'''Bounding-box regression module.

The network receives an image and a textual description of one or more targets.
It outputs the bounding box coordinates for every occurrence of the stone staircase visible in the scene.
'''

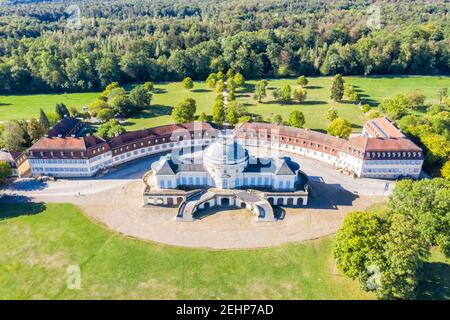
[176,188,276,222]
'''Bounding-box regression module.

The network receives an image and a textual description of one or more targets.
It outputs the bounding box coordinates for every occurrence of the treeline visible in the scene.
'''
[0,0,448,93]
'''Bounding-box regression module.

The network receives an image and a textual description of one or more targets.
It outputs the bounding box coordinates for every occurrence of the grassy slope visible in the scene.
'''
[0,76,449,132]
[0,202,374,300]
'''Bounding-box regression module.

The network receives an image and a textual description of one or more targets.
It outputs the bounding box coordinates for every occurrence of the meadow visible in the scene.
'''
[0,76,449,132]
[0,202,448,300]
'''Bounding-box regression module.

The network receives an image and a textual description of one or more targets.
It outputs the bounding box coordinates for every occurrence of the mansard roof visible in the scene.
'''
[46,117,82,138]
[236,122,346,150]
[107,122,216,149]
[364,117,405,138]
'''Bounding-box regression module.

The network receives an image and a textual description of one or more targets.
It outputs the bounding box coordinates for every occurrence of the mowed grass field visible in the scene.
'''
[0,76,449,132]
[0,202,448,300]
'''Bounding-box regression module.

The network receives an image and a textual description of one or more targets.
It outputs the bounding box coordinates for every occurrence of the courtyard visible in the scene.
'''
[2,150,392,249]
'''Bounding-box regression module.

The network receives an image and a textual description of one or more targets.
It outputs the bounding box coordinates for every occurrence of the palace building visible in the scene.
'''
[4,116,423,181]
[144,130,309,222]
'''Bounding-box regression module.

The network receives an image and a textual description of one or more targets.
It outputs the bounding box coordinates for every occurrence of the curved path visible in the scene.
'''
[1,150,391,249]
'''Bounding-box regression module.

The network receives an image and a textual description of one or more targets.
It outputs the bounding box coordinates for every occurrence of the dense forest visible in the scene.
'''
[0,0,449,93]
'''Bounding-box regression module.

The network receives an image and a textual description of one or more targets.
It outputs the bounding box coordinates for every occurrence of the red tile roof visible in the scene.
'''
[236,122,347,150]
[30,137,87,151]
[46,117,82,138]
[364,117,404,138]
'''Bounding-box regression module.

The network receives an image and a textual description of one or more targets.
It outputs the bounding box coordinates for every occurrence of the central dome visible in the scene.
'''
[204,130,248,165]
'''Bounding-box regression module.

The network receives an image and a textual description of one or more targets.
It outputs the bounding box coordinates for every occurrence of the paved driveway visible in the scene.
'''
[1,149,394,199]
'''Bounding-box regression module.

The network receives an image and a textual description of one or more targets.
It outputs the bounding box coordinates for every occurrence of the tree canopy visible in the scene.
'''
[172,98,197,123]
[0,1,446,94]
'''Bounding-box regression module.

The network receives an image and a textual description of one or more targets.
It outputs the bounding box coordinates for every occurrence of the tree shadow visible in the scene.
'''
[417,262,450,300]
[0,102,12,107]
[0,200,46,221]
[301,100,328,105]
[191,89,211,93]
[304,86,323,90]
[131,105,173,119]
[3,179,48,192]
[242,83,256,92]
[351,123,363,129]
[152,88,167,94]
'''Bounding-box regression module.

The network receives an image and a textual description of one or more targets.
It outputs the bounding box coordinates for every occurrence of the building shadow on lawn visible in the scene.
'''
[417,262,450,300]
[0,198,46,220]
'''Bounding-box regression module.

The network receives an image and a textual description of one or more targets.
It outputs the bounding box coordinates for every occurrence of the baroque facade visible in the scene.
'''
[5,116,423,181]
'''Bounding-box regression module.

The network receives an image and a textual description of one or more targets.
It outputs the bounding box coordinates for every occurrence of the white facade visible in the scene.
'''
[29,158,90,177]
[150,131,299,191]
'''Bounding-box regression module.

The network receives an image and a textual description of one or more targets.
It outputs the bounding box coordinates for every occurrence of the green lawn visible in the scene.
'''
[0,202,448,300]
[0,76,449,132]
[0,91,100,121]
[239,76,450,131]
[0,202,374,300]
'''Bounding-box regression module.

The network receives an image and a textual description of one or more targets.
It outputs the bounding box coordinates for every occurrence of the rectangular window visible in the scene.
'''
[159,180,165,188]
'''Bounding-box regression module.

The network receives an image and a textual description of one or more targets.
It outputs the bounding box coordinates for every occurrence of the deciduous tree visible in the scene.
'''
[288,110,305,128]
[182,77,194,90]
[292,87,307,103]
[172,98,197,123]
[327,117,352,138]
[296,75,308,87]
